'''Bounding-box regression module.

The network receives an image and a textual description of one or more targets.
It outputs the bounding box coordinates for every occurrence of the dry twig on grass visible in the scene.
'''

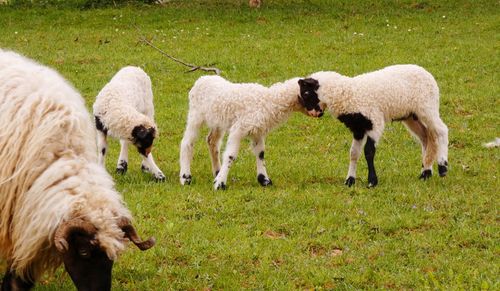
[135,25,221,75]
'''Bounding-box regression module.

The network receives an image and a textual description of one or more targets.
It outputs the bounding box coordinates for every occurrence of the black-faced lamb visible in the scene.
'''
[179,75,324,190]
[300,65,449,187]
[0,49,155,291]
[93,66,165,181]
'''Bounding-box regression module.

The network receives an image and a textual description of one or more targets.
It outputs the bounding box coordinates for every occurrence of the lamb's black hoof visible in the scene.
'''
[116,160,128,174]
[367,176,378,188]
[438,162,448,177]
[345,176,355,187]
[154,173,166,182]
[214,182,226,190]
[181,174,192,185]
[419,169,432,180]
[257,174,273,186]
[141,164,150,173]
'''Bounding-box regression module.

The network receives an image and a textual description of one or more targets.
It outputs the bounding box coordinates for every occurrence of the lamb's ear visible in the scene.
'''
[298,79,306,87]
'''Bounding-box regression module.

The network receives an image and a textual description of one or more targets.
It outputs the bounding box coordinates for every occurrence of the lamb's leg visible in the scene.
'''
[213,129,243,190]
[2,268,34,291]
[141,153,165,182]
[96,129,108,167]
[403,118,429,177]
[116,139,129,174]
[345,137,366,187]
[364,135,378,187]
[179,116,202,185]
[432,117,449,177]
[251,136,272,186]
[206,128,224,178]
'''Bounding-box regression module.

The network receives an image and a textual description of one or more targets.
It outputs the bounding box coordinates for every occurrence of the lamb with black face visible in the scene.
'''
[298,78,324,118]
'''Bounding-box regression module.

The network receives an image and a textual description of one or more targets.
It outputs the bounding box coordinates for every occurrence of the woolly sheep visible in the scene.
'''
[93,66,165,181]
[0,49,155,291]
[179,75,324,190]
[300,64,449,187]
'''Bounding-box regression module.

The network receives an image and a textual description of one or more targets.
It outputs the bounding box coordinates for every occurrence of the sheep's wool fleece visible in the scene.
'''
[188,75,302,137]
[311,65,439,126]
[0,49,131,280]
[93,66,156,139]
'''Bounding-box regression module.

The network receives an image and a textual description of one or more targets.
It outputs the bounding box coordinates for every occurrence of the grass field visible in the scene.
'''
[0,0,498,289]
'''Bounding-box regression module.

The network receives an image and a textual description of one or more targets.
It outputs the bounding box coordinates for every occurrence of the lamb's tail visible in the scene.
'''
[483,137,500,148]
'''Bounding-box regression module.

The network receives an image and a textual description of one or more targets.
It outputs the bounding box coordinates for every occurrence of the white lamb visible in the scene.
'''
[0,49,154,290]
[93,66,165,181]
[179,75,324,190]
[299,65,449,187]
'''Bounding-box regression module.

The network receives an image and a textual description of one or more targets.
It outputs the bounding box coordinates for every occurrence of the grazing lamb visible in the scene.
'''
[179,75,324,190]
[300,65,449,187]
[93,66,165,181]
[0,49,155,291]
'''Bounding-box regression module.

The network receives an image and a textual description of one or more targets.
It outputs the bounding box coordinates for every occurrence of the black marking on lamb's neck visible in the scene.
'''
[95,115,108,135]
[337,113,373,140]
[132,125,155,156]
[259,151,264,160]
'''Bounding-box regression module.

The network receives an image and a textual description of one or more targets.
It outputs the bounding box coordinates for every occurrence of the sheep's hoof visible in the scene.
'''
[154,173,166,182]
[419,169,432,180]
[345,176,355,187]
[367,175,378,188]
[116,160,128,174]
[181,174,192,185]
[141,164,150,173]
[214,181,226,190]
[257,174,273,186]
[438,163,448,177]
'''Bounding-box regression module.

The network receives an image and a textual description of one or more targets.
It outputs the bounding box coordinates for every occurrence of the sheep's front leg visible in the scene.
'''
[96,128,108,167]
[251,136,272,186]
[2,268,34,291]
[116,139,129,174]
[213,130,243,190]
[141,153,166,182]
[207,128,224,177]
[364,135,378,187]
[345,137,365,186]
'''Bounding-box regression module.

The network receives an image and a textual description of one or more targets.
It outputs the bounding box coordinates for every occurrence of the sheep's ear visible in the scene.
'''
[298,79,305,87]
[54,218,97,253]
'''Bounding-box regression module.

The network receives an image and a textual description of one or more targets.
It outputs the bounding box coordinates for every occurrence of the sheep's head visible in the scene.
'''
[54,217,155,291]
[298,78,324,117]
[131,125,156,157]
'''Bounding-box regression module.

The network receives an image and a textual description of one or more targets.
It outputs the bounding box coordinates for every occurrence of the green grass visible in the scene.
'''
[0,0,499,289]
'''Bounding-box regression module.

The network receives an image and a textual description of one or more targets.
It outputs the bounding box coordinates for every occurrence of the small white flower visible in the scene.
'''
[408,29,412,32]
[442,15,446,18]
[115,28,119,32]
[394,26,397,29]
[15,31,18,34]
[353,32,357,35]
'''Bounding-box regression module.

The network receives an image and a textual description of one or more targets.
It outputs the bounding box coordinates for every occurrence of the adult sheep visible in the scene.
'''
[299,65,449,187]
[179,75,324,190]
[0,49,155,291]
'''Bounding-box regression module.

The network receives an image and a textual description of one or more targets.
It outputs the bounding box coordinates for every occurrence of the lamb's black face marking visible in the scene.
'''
[337,113,373,140]
[95,115,108,135]
[298,78,323,117]
[62,232,113,291]
[132,125,156,157]
[1,268,34,291]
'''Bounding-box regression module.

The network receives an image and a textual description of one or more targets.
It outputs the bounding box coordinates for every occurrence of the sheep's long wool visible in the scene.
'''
[0,49,131,281]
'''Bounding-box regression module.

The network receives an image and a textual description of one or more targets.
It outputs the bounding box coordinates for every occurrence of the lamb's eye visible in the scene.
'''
[78,248,90,258]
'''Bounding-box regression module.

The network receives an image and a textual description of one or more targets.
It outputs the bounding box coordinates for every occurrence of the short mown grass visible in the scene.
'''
[0,0,498,289]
